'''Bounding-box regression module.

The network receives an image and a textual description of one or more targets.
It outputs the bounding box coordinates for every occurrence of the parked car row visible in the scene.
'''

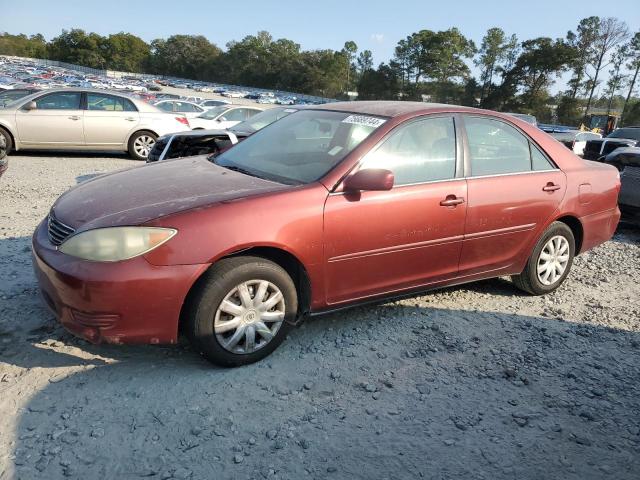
[1,56,329,114]
[547,129,602,157]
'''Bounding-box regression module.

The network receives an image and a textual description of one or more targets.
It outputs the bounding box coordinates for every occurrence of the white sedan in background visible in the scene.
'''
[221,91,246,98]
[189,105,264,130]
[0,88,191,160]
[153,100,206,119]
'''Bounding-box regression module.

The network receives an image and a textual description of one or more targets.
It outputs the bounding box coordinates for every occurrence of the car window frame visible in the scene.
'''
[342,114,465,191]
[28,91,83,111]
[222,108,248,122]
[84,92,138,112]
[459,114,558,178]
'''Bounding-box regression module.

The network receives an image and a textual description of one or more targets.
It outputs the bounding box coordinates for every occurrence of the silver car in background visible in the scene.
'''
[0,89,191,160]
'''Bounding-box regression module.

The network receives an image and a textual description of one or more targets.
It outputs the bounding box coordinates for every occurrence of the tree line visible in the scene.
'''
[1,18,639,125]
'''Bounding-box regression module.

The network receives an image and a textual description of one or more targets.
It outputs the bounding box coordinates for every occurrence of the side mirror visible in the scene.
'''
[24,101,37,111]
[343,168,394,192]
[217,116,227,122]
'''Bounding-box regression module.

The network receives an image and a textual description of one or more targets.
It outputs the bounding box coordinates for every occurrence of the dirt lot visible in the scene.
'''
[0,153,639,480]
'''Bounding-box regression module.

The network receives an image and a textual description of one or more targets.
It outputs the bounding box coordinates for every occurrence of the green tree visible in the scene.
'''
[149,34,221,80]
[565,17,600,99]
[604,45,629,116]
[357,63,399,100]
[621,32,640,125]
[0,33,48,58]
[582,17,630,122]
[357,50,373,74]
[104,33,150,73]
[512,37,575,112]
[48,29,109,69]
[475,27,510,104]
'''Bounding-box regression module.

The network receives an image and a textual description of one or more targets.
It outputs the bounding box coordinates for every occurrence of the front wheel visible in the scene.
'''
[0,127,12,160]
[512,222,575,295]
[128,131,157,160]
[186,256,297,367]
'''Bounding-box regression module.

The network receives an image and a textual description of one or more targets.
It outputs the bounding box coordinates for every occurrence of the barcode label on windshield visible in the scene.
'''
[342,115,386,128]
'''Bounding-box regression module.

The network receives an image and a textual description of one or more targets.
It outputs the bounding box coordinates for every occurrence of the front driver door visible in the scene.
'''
[15,91,84,146]
[323,116,467,305]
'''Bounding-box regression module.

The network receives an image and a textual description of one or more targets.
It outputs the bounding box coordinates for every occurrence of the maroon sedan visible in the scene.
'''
[33,102,621,366]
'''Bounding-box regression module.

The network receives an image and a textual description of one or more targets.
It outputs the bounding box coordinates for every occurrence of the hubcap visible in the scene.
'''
[214,280,285,354]
[133,135,155,158]
[537,235,570,286]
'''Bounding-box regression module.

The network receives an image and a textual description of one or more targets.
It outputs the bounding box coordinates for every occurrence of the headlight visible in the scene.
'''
[58,227,177,262]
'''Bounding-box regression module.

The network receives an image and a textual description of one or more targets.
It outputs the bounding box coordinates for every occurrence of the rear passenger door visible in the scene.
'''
[83,93,140,147]
[458,116,566,276]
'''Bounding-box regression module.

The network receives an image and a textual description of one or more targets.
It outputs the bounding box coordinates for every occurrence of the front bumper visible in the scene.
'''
[32,219,208,345]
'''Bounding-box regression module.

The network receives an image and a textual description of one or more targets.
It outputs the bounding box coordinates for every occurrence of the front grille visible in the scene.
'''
[47,213,75,246]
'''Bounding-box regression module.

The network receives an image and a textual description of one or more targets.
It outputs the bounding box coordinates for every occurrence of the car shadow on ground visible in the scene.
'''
[12,150,132,160]
[2,293,640,478]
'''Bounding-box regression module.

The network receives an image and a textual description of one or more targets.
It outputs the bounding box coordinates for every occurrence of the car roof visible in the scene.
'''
[310,101,479,117]
[7,88,162,113]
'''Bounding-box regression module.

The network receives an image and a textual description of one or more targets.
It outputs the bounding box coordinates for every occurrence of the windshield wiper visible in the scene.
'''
[222,164,259,177]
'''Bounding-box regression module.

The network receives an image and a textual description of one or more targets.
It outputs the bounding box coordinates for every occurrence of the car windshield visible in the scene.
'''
[213,110,387,185]
[607,128,640,141]
[198,106,230,120]
[230,107,295,133]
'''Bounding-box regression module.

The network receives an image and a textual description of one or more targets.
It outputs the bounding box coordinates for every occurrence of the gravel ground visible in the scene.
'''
[0,153,639,480]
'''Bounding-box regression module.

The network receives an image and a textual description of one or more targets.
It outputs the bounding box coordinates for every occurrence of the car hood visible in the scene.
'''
[51,156,290,230]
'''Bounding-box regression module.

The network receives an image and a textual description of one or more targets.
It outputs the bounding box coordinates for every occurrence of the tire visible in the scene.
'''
[127,130,157,160]
[512,221,575,295]
[186,256,297,367]
[0,127,12,160]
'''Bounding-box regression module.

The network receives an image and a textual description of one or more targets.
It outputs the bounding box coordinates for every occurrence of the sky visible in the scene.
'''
[1,0,639,91]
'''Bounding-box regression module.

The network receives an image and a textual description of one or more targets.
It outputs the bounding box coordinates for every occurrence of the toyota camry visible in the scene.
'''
[32,102,621,366]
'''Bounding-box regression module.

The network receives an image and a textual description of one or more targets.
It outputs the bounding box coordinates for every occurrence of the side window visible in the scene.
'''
[246,109,261,119]
[122,98,137,112]
[174,102,194,112]
[530,143,554,171]
[157,102,174,112]
[224,109,247,122]
[362,117,457,185]
[86,94,136,112]
[34,92,81,110]
[465,117,531,176]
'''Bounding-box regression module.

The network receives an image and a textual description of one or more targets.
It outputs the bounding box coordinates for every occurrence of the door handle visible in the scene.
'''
[542,183,561,192]
[440,195,465,207]
[68,115,80,121]
[125,117,136,121]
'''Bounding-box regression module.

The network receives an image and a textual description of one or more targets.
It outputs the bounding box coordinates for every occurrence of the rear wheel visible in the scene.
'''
[512,222,575,295]
[0,127,12,160]
[186,256,297,367]
[128,131,157,160]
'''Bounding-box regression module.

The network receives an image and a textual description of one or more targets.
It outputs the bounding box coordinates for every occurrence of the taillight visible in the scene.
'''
[176,116,190,127]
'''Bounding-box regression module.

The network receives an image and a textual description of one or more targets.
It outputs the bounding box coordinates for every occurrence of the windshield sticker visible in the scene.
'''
[328,146,343,156]
[342,115,386,128]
